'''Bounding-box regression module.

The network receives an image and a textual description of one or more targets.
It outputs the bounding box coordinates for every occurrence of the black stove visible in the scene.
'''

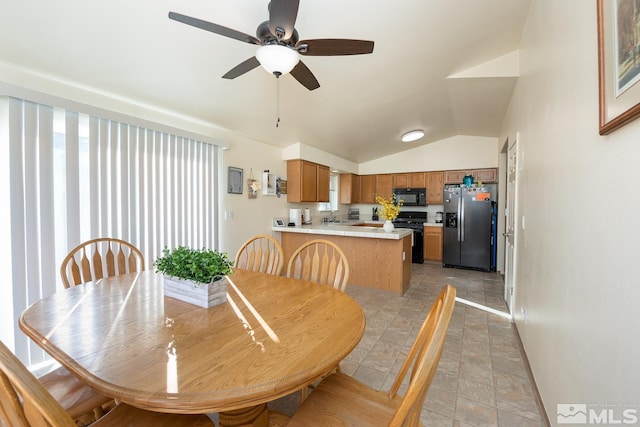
[393,211,427,263]
[393,211,427,230]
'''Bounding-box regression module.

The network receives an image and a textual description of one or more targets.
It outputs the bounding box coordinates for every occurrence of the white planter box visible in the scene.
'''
[163,276,227,308]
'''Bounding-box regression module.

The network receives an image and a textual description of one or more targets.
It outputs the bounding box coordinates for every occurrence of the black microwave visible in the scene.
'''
[393,187,427,206]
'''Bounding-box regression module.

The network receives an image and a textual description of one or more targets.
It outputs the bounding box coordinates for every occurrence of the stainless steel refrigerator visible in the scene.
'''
[443,184,496,271]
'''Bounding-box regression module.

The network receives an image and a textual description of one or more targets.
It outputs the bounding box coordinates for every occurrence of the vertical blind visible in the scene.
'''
[2,96,219,365]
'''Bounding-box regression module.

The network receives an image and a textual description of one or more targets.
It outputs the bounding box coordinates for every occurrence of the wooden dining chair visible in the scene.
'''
[0,340,214,427]
[37,365,113,424]
[234,234,284,275]
[56,237,145,421]
[60,237,145,288]
[286,239,350,292]
[287,284,456,427]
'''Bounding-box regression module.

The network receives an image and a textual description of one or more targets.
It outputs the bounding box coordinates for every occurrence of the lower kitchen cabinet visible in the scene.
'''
[423,226,443,262]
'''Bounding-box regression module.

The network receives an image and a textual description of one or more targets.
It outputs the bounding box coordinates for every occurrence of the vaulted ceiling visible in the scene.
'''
[0,0,531,163]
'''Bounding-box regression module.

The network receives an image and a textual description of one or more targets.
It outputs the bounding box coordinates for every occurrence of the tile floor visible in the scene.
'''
[268,262,548,426]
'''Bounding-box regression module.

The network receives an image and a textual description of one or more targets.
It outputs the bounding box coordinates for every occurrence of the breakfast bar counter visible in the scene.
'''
[273,223,413,295]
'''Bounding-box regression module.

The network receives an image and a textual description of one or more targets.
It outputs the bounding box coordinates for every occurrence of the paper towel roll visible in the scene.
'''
[304,208,311,224]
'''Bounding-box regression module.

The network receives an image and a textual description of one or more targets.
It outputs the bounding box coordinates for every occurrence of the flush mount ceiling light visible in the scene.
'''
[401,129,425,142]
[255,45,300,76]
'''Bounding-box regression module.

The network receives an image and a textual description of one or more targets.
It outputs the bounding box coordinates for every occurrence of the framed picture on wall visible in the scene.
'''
[598,0,640,134]
[228,167,243,194]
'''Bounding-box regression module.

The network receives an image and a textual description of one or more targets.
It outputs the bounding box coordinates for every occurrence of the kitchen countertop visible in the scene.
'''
[272,222,412,240]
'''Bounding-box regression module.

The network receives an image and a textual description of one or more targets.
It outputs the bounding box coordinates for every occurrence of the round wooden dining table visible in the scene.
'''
[19,269,365,427]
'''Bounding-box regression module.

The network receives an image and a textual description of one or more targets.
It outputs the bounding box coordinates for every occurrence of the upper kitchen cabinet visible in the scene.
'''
[427,171,444,204]
[444,168,498,184]
[287,160,330,203]
[444,169,469,184]
[339,173,361,204]
[394,172,426,189]
[317,165,330,201]
[375,174,394,199]
[472,168,498,183]
[359,175,376,204]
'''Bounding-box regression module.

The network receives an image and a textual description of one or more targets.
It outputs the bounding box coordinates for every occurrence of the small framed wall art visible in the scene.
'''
[228,167,243,194]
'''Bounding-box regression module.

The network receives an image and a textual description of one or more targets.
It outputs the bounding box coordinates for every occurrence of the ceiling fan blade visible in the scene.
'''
[290,61,320,91]
[268,0,299,40]
[169,11,261,45]
[297,39,374,56]
[222,57,261,79]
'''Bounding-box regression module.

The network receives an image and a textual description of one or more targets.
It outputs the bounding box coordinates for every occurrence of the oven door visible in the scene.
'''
[412,228,424,264]
[396,224,425,264]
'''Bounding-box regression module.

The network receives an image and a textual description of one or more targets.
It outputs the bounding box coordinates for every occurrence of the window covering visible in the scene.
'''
[0,96,219,366]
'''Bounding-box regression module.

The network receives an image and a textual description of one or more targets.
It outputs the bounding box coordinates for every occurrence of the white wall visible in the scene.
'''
[358,135,499,174]
[219,139,291,258]
[502,0,640,421]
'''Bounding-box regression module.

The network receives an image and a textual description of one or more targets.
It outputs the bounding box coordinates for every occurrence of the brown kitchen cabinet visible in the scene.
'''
[427,171,444,204]
[375,174,394,199]
[359,175,376,204]
[444,168,497,184]
[423,226,443,262]
[444,169,470,184]
[286,160,330,203]
[339,173,361,204]
[394,172,426,189]
[317,164,330,201]
[472,168,498,183]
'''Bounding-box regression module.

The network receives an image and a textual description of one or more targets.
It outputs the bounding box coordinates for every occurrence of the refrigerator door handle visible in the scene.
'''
[460,197,465,242]
[457,194,462,242]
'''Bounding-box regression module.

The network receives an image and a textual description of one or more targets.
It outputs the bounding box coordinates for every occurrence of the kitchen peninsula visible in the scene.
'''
[272,223,413,295]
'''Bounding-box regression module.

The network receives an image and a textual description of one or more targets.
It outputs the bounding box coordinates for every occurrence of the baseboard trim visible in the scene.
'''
[512,321,551,427]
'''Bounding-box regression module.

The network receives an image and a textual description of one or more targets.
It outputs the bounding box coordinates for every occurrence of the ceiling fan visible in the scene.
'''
[168,0,374,90]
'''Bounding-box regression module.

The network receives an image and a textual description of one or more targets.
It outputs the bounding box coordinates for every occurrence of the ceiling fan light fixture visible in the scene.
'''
[255,45,299,76]
[401,129,425,143]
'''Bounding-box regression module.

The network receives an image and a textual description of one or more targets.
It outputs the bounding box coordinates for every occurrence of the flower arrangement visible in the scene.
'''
[375,193,404,221]
[250,180,262,193]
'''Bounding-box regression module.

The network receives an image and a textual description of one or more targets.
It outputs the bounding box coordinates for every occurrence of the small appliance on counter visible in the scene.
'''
[435,212,443,223]
[348,208,360,220]
[289,208,302,226]
[303,208,312,225]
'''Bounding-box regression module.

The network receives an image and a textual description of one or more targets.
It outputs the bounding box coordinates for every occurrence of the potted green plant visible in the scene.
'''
[154,246,234,308]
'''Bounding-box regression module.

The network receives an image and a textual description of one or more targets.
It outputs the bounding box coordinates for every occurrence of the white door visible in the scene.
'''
[504,137,518,313]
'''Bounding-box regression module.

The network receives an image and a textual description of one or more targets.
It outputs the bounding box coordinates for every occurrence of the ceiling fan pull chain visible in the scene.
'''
[276,72,281,128]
